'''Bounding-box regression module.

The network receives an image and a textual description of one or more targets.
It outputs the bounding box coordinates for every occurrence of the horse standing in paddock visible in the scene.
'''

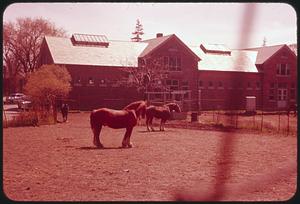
[90,103,146,148]
[146,102,181,131]
[123,100,148,122]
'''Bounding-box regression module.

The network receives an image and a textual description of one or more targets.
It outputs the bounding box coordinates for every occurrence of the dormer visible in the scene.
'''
[71,33,109,47]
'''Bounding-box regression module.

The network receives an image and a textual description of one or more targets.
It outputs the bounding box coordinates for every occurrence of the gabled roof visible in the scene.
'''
[190,45,258,73]
[139,34,173,58]
[44,36,148,67]
[288,44,297,56]
[243,44,286,64]
[140,34,200,61]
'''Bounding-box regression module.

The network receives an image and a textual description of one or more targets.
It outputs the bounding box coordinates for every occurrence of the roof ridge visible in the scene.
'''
[142,34,174,42]
[245,44,286,50]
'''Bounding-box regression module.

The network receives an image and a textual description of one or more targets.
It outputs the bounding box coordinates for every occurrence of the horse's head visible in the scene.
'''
[167,103,181,113]
[136,102,147,119]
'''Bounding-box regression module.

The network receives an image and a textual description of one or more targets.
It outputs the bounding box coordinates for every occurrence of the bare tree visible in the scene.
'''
[3,22,22,93]
[3,17,66,93]
[122,56,170,98]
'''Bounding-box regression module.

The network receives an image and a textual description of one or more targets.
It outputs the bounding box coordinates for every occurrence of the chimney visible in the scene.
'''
[156,33,163,38]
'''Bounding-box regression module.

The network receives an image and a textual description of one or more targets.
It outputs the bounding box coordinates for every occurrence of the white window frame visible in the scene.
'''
[276,63,290,76]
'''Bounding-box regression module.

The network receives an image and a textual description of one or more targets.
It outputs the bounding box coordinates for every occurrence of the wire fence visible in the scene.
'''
[175,3,297,201]
[198,110,297,135]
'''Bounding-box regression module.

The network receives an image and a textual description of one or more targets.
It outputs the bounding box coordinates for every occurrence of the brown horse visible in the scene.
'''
[90,103,145,148]
[123,100,148,120]
[146,102,181,131]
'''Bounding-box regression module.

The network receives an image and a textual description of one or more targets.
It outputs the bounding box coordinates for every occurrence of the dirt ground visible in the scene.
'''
[3,112,297,201]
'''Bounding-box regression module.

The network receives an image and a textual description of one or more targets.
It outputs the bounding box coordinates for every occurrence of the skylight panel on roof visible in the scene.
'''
[71,33,109,47]
[200,44,231,55]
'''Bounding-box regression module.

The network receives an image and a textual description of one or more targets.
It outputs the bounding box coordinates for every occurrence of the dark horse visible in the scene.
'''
[146,102,181,131]
[90,103,146,148]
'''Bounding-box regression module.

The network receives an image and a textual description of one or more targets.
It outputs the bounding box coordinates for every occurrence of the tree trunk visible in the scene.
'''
[52,100,57,124]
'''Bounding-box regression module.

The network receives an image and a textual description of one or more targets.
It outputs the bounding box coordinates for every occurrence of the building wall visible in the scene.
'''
[198,70,263,110]
[40,37,296,111]
[260,46,297,111]
[65,64,143,110]
[140,37,200,111]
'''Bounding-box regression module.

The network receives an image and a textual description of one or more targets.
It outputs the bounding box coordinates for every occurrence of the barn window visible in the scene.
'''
[166,79,179,90]
[181,81,189,90]
[164,56,169,69]
[276,63,290,76]
[99,79,106,87]
[168,56,181,71]
[198,80,204,89]
[74,77,82,86]
[88,77,95,86]
[247,82,252,90]
[256,82,261,90]
[71,34,109,47]
[217,81,224,89]
[269,83,276,101]
[208,81,214,89]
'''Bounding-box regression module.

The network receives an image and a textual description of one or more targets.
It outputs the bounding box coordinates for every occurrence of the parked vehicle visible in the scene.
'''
[17,96,33,110]
[7,93,26,104]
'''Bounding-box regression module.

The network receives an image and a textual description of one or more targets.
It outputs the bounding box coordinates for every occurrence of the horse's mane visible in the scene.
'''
[135,102,146,118]
[124,100,147,110]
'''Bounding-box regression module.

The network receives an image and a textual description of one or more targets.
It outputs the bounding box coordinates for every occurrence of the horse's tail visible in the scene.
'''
[90,110,97,129]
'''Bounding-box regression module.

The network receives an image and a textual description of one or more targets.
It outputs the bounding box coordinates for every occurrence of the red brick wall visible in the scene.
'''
[64,64,143,110]
[260,46,297,111]
[198,70,263,110]
[141,37,200,110]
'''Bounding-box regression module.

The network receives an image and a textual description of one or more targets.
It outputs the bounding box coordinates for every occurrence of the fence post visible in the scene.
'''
[287,112,290,135]
[261,110,264,132]
[235,111,238,129]
[278,112,281,132]
[3,108,8,128]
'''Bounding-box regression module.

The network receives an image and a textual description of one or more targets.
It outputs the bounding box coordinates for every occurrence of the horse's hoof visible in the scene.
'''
[127,143,133,148]
[94,142,104,148]
[96,144,104,148]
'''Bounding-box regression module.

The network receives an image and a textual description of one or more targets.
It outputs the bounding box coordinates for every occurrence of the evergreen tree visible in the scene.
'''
[131,19,144,42]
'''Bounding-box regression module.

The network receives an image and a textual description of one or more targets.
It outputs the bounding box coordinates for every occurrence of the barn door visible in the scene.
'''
[277,88,287,108]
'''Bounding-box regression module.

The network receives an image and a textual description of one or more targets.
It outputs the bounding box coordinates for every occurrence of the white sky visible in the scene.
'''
[3,2,297,49]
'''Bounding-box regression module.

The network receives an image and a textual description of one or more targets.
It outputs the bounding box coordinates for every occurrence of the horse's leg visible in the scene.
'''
[137,116,141,126]
[122,126,133,148]
[146,116,151,131]
[161,119,167,131]
[127,126,134,148]
[150,117,155,131]
[93,125,103,148]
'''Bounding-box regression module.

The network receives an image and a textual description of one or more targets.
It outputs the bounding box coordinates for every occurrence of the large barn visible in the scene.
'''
[39,33,297,111]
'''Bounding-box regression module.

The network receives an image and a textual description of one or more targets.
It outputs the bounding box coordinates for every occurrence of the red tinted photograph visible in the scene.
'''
[3,2,297,202]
